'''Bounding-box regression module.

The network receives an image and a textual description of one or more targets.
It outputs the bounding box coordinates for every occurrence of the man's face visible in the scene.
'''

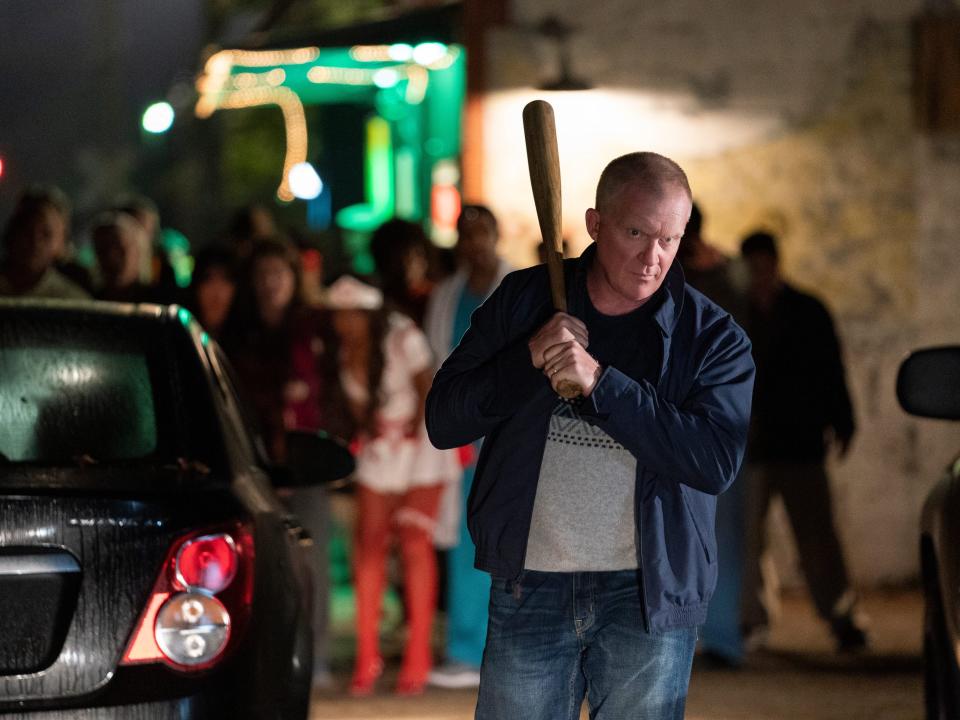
[403,246,428,288]
[94,225,141,287]
[456,215,498,273]
[9,206,66,275]
[745,252,779,298]
[585,183,691,307]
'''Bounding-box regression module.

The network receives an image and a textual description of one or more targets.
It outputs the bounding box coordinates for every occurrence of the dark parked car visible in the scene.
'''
[0,300,353,719]
[897,345,960,720]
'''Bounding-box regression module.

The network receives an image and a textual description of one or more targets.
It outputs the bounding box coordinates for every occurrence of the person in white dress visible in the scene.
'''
[324,275,457,696]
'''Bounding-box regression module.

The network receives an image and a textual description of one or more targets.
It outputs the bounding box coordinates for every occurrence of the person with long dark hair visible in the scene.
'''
[186,244,238,340]
[220,236,339,689]
[368,218,435,326]
[323,275,456,697]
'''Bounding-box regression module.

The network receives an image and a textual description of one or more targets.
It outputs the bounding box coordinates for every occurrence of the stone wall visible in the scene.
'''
[477,0,960,586]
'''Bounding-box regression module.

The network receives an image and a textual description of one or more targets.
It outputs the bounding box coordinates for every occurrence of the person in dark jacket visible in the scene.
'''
[739,231,867,652]
[426,152,754,719]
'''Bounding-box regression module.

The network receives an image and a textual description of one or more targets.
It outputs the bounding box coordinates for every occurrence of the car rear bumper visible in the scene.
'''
[0,698,203,719]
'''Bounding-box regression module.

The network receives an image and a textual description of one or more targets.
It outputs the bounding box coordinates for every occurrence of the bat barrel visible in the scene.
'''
[523,100,566,312]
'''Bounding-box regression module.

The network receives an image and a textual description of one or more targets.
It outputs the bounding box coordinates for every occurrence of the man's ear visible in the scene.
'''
[585,208,600,241]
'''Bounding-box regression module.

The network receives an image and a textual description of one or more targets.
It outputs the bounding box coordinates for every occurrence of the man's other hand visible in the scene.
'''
[542,340,602,397]
[528,312,588,368]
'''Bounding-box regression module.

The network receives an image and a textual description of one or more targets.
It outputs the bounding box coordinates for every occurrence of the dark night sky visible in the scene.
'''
[0,0,205,224]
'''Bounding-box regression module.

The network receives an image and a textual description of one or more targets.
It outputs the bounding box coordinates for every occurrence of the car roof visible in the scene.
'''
[0,298,184,324]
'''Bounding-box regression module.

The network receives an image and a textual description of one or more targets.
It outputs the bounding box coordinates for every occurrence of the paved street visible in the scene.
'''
[311,589,923,720]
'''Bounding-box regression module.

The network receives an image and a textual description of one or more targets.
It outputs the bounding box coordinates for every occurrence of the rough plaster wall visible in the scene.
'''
[481,0,959,586]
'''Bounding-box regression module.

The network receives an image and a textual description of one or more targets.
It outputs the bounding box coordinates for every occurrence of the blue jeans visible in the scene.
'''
[476,570,697,720]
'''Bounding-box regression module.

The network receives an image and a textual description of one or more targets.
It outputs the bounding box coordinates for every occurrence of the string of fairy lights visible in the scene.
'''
[193,43,462,202]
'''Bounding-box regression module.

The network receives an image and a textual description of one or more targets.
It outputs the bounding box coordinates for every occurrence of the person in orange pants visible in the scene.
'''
[352,484,443,695]
[324,275,458,696]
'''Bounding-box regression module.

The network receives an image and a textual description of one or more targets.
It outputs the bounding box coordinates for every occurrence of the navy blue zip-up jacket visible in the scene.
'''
[426,243,755,631]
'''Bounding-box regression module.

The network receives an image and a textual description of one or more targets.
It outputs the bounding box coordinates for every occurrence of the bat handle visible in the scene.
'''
[556,378,582,400]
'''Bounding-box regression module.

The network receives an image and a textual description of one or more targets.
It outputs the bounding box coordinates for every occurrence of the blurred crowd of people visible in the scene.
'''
[0,183,506,696]
[0,182,868,692]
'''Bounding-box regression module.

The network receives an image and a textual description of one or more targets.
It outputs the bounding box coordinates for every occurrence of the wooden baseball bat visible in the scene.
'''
[522,99,582,400]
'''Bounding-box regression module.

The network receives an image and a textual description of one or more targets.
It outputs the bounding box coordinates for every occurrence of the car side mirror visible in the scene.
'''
[897,345,960,420]
[278,430,355,487]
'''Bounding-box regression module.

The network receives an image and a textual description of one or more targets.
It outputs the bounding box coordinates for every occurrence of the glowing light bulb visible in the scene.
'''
[142,102,175,134]
[288,162,324,200]
[389,43,414,61]
[412,42,447,66]
[373,68,400,88]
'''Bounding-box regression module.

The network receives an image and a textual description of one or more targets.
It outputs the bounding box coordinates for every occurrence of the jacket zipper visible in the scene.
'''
[636,480,651,633]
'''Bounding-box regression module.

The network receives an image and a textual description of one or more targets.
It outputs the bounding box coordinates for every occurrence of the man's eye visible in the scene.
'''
[629,228,641,237]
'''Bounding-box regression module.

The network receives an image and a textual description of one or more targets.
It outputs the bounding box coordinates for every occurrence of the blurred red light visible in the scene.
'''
[301,248,322,273]
[431,184,461,231]
[175,534,238,593]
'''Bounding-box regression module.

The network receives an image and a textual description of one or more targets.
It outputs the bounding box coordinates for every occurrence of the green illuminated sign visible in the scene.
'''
[195,41,467,256]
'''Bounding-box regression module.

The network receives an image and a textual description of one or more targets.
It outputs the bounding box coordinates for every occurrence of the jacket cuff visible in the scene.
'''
[578,365,629,418]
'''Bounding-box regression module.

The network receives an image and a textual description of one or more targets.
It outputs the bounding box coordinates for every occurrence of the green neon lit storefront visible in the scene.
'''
[195,41,466,272]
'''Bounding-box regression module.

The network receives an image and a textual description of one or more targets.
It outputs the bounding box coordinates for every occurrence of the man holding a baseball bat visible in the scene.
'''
[426,152,754,719]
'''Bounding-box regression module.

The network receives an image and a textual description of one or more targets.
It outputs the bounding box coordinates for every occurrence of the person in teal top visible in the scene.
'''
[423,205,512,688]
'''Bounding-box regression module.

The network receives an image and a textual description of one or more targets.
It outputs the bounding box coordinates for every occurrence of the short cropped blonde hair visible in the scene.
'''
[595,152,691,211]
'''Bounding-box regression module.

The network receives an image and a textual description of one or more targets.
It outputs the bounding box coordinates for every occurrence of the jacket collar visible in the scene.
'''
[572,242,686,337]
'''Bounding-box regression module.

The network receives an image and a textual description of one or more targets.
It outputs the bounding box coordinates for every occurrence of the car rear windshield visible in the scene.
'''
[0,346,157,463]
[0,310,222,471]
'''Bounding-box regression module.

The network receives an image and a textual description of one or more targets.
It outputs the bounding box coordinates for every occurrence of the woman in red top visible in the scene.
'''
[221,237,343,688]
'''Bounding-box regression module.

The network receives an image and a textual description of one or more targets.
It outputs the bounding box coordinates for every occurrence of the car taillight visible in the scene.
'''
[175,534,238,594]
[121,523,254,671]
[155,592,231,666]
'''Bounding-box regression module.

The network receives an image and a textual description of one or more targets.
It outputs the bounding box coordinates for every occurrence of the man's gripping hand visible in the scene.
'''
[528,312,588,368]
[528,313,601,397]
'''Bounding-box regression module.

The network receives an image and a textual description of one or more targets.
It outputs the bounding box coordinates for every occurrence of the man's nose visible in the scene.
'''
[639,239,658,264]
